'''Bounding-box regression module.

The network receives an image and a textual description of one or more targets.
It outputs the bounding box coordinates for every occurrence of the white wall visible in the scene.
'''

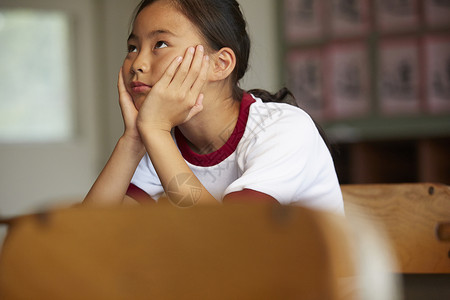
[0,0,101,216]
[239,0,280,92]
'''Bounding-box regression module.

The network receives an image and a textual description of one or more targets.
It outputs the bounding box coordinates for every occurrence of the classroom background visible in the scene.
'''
[0,0,449,217]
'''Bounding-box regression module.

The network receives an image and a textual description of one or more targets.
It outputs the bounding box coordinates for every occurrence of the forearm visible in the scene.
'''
[141,129,218,206]
[83,136,145,205]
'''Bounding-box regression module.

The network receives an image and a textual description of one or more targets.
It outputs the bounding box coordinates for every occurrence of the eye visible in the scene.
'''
[154,41,168,50]
[127,45,137,53]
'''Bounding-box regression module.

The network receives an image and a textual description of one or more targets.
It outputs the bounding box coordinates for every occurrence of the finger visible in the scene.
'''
[117,68,128,96]
[117,68,139,126]
[190,54,210,95]
[170,46,197,87]
[181,45,205,89]
[185,93,204,121]
[117,68,134,106]
[157,55,183,87]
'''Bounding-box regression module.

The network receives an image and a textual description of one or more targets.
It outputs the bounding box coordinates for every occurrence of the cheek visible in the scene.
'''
[154,53,184,79]
[122,58,131,73]
[121,61,133,91]
[153,59,170,80]
[122,59,130,72]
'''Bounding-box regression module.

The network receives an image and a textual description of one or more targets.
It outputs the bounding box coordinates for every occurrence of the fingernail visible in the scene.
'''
[189,47,195,54]
[176,56,183,62]
[198,45,204,52]
[205,55,209,61]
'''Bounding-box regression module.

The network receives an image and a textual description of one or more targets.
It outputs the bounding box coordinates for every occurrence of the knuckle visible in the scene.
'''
[178,68,188,78]
[199,71,207,81]
[176,90,187,101]
[166,69,175,78]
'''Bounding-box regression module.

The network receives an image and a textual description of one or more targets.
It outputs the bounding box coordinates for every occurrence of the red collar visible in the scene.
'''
[175,93,255,167]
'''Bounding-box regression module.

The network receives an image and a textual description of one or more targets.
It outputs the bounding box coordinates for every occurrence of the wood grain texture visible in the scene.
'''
[342,183,450,274]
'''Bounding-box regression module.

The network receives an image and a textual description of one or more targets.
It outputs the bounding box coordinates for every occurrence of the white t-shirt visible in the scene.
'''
[131,93,344,214]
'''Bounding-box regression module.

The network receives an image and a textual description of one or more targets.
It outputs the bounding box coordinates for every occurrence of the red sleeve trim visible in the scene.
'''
[126,183,156,204]
[223,189,280,204]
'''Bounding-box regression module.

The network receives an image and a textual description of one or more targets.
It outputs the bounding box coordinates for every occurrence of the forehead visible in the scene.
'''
[132,1,200,39]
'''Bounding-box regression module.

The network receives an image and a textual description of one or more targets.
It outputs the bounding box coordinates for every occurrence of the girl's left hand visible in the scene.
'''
[136,45,210,133]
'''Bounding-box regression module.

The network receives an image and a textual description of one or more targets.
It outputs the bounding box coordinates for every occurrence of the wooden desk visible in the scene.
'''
[0,204,363,299]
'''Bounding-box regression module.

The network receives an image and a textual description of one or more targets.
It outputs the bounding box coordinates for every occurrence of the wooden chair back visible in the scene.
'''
[0,204,363,300]
[341,183,450,274]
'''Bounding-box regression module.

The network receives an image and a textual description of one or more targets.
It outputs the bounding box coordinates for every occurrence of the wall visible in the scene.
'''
[0,0,101,216]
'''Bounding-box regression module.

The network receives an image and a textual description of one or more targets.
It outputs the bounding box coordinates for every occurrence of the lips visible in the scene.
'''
[130,81,151,93]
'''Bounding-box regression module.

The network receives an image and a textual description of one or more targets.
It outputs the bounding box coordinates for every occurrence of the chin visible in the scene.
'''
[132,96,146,111]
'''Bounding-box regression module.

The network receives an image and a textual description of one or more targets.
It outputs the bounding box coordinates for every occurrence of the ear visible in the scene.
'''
[209,47,236,82]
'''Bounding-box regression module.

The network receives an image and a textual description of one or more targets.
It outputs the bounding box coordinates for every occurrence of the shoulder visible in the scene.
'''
[234,95,328,170]
[244,96,319,145]
[249,96,315,127]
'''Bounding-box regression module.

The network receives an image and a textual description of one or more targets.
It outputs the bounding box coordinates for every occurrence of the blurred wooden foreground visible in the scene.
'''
[1,182,449,299]
[0,204,362,299]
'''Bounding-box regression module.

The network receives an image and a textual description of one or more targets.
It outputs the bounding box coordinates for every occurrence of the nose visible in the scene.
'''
[131,52,150,74]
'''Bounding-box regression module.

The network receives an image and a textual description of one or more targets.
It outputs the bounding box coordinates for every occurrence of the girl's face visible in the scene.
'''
[123,0,208,110]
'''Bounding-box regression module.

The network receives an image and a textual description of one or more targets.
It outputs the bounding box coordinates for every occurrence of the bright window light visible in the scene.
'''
[0,9,73,143]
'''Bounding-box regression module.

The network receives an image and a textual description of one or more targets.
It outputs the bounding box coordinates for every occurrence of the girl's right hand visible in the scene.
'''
[117,67,144,151]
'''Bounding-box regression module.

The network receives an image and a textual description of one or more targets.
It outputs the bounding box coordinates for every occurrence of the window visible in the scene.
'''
[0,9,73,142]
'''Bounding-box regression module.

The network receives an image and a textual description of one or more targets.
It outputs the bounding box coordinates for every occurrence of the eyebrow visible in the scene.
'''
[127,29,176,42]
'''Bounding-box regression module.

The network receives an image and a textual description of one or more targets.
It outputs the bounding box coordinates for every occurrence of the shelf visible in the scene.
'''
[324,115,450,143]
[331,136,450,185]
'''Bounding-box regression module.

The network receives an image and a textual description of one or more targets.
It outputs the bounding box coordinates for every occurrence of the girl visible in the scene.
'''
[83,0,343,213]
